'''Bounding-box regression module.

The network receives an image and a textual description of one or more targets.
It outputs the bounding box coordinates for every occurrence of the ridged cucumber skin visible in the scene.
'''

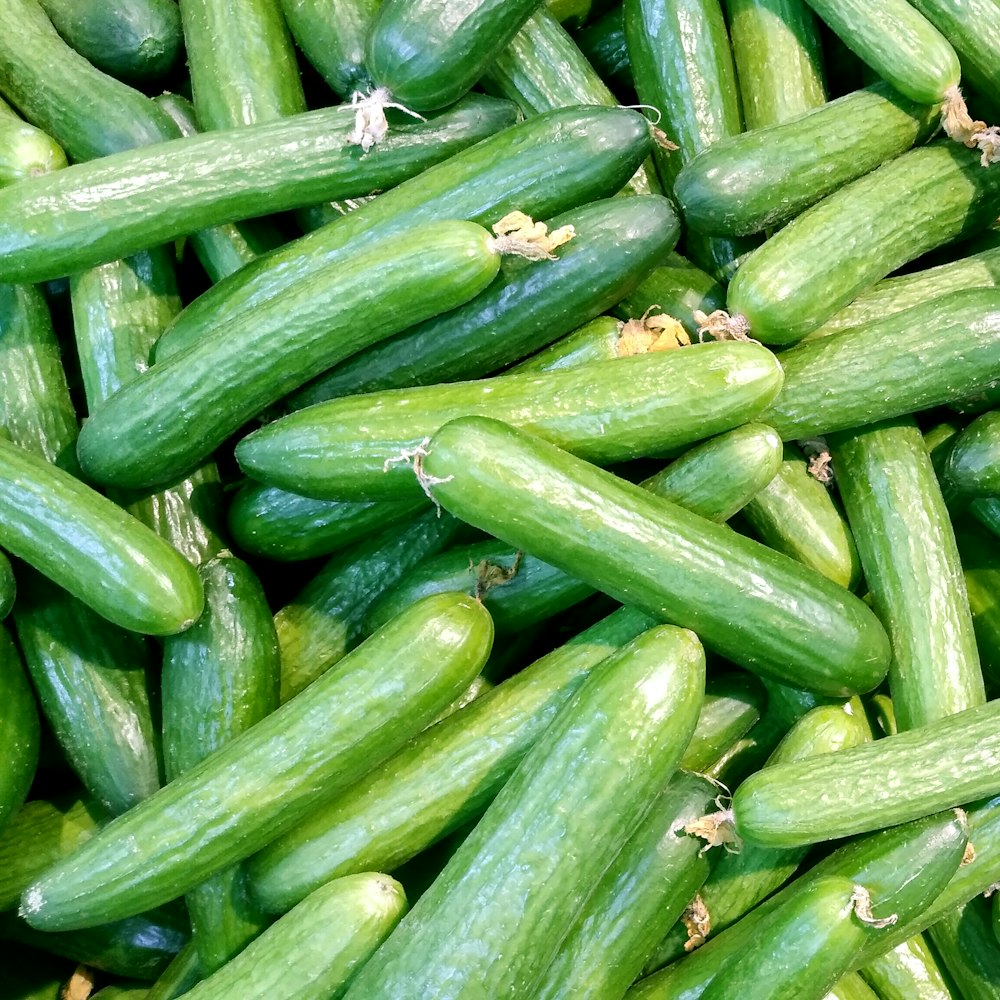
[506,315,626,373]
[733,699,1000,848]
[162,555,280,974]
[832,417,985,730]
[179,0,306,131]
[729,142,1000,344]
[0,0,179,161]
[77,222,502,491]
[341,626,706,1000]
[143,941,202,1000]
[927,898,1000,1000]
[757,289,1000,440]
[827,974,882,1000]
[12,571,162,816]
[287,194,679,408]
[422,416,891,697]
[740,443,861,590]
[275,509,464,703]
[724,0,827,130]
[366,0,544,112]
[237,343,784,502]
[953,519,1000,688]
[175,874,407,1000]
[859,934,958,1000]
[250,605,656,913]
[0,94,518,286]
[0,99,67,186]
[0,553,14,618]
[0,437,204,634]
[0,624,40,833]
[21,593,492,932]
[944,411,1000,496]
[147,106,652,363]
[675,83,937,238]
[37,0,182,82]
[534,773,718,1000]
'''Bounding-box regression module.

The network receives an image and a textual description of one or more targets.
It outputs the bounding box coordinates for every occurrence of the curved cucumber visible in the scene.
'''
[507,315,630,373]
[944,411,1000,497]
[0,624,39,833]
[0,96,66,186]
[859,934,958,1000]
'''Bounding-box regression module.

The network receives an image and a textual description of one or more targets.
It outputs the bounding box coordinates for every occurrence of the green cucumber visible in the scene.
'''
[179,0,305,131]
[675,83,937,238]
[171,874,406,1000]
[740,443,861,590]
[22,593,492,931]
[285,194,679,408]
[681,673,765,772]
[724,0,827,130]
[0,0,179,161]
[547,0,615,28]
[927,897,1000,1000]
[727,141,1000,344]
[340,625,705,1000]
[0,553,14,618]
[237,343,783,502]
[0,624,40,833]
[827,974,881,1000]
[146,941,202,1000]
[507,315,631,373]
[78,221,503,491]
[574,5,632,94]
[162,555,280,973]
[859,933,958,1000]
[421,416,891,696]
[37,0,182,82]
[0,95,66,186]
[275,508,464,702]
[365,0,543,112]
[0,94,518,286]
[954,518,1000,688]
[831,416,985,729]
[533,773,718,1000]
[757,289,1000,440]
[944,411,1000,497]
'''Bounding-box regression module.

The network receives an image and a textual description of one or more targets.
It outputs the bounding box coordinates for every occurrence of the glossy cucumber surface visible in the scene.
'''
[0,624,40,832]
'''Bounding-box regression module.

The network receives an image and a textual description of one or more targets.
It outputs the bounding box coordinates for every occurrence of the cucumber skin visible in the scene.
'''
[828,974,882,1000]
[0,95,518,286]
[422,416,890,697]
[0,115,67,186]
[0,624,40,833]
[340,626,706,1000]
[945,411,1000,496]
[954,519,1000,689]
[675,83,937,237]
[366,0,544,111]
[757,289,1000,441]
[927,897,1000,1000]
[859,934,958,1000]
[22,593,493,931]
[507,315,627,374]
[236,343,784,502]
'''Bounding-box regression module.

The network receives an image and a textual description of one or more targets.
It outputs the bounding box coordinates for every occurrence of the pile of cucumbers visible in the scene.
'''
[5,0,1000,997]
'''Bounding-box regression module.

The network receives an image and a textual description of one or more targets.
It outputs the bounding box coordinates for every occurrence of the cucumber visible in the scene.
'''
[168,874,406,1000]
[77,221,503,491]
[0,0,179,161]
[859,933,958,1000]
[547,0,615,27]
[0,95,66,186]
[507,315,632,373]
[757,289,1000,440]
[944,411,1000,497]
[0,94,518,286]
[954,518,1000,688]
[733,699,1000,848]
[827,974,881,1000]
[421,416,890,696]
[0,624,39,833]
[179,0,305,131]
[0,553,14,618]
[574,5,632,95]
[22,593,492,931]
[831,416,985,729]
[37,0,182,82]
[681,673,765,772]
[675,83,937,238]
[365,0,544,112]
[285,194,679,408]
[237,343,784,502]
[146,941,202,1000]
[727,141,1000,344]
[340,625,705,1000]
[162,555,280,973]
[927,897,1000,1000]
[724,0,827,130]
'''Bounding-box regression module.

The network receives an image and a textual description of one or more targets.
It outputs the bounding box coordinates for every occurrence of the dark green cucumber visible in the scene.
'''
[533,773,718,1000]
[179,0,305,131]
[0,552,14,618]
[954,518,1000,688]
[927,897,1000,1000]
[162,555,280,973]
[78,222,502,491]
[827,974,881,1000]
[22,593,492,931]
[859,933,958,1000]
[172,874,406,1000]
[421,416,890,696]
[724,0,827,130]
[675,83,937,238]
[37,0,182,82]
[740,443,861,590]
[237,343,783,502]
[727,141,1000,345]
[757,289,1000,441]
[944,411,1000,497]
[681,673,765,773]
[340,626,705,1000]
[145,941,202,1000]
[0,94,518,286]
[0,0,179,161]
[0,624,39,832]
[0,95,66,186]
[365,0,543,112]
[831,416,985,729]
[13,570,162,815]
[547,0,615,27]
[285,195,679,408]
[507,315,631,373]
[574,5,632,94]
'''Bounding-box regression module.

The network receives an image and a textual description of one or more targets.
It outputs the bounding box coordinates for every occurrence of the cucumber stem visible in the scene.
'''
[347,87,426,152]
[940,85,1000,167]
[693,308,756,344]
